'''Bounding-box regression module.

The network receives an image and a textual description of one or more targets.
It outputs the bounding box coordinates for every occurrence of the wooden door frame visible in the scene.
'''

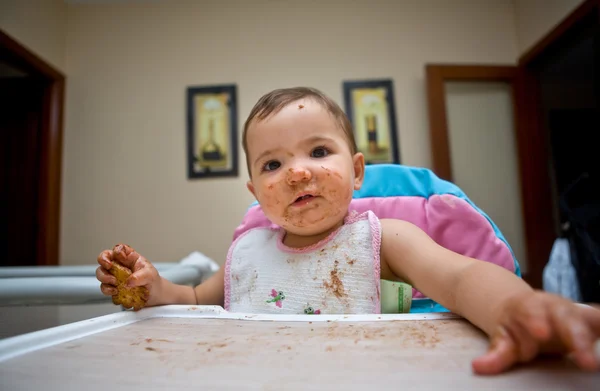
[425,0,600,289]
[0,29,65,266]
[424,65,536,283]
[425,65,518,181]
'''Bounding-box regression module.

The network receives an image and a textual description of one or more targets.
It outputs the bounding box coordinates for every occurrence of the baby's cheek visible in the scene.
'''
[323,172,352,201]
[257,183,284,210]
[343,185,353,201]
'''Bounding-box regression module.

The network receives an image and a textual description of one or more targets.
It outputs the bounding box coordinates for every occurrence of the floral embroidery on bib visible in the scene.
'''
[266,289,285,308]
[304,303,321,315]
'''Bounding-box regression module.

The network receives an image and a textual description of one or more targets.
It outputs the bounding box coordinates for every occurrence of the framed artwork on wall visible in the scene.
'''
[342,79,400,165]
[186,84,238,179]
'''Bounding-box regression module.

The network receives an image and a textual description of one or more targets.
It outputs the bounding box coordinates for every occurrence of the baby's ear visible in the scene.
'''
[352,153,365,190]
[246,181,257,198]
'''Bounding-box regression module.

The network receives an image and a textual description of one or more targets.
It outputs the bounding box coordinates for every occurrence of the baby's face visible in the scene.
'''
[246,99,364,237]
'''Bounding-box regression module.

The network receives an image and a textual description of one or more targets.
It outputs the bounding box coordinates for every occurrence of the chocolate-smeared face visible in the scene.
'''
[245,99,364,246]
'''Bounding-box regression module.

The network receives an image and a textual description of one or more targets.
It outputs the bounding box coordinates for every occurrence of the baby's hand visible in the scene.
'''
[96,244,162,309]
[472,291,600,375]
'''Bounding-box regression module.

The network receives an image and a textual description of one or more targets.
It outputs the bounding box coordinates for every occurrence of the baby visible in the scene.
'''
[97,87,600,375]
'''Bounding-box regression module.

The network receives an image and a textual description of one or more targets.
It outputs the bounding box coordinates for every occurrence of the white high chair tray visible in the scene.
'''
[0,305,597,390]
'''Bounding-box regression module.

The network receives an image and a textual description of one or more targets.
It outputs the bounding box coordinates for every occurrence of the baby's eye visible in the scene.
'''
[262,160,281,172]
[311,147,329,158]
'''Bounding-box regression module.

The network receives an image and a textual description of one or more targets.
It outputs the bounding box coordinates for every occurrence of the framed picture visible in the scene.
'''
[342,79,400,165]
[186,84,238,179]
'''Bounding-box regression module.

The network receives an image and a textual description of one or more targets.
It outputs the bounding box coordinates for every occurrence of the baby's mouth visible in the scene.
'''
[296,194,313,201]
[292,194,318,205]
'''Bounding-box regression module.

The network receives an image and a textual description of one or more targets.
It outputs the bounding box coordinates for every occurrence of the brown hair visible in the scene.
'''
[242,87,357,176]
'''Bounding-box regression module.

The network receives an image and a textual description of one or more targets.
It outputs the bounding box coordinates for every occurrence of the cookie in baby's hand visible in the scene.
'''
[108,260,149,311]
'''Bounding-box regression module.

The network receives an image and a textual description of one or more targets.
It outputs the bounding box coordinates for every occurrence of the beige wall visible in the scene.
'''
[0,0,67,71]
[446,82,528,271]
[59,0,519,266]
[513,0,585,55]
[1,0,586,269]
[61,0,521,266]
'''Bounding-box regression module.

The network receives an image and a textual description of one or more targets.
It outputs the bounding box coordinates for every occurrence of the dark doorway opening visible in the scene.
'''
[519,0,599,298]
[0,29,65,267]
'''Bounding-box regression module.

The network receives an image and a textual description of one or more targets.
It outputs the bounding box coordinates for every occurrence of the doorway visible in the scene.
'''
[425,65,529,281]
[0,29,65,267]
[425,0,599,293]
[519,0,599,299]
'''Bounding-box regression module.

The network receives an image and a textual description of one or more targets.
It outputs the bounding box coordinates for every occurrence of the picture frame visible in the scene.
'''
[186,84,238,179]
[342,79,400,165]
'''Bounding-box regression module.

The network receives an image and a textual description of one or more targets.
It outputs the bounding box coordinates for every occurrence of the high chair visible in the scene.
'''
[232,164,521,313]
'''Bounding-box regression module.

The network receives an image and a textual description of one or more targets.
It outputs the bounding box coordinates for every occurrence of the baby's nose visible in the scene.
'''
[286,167,312,185]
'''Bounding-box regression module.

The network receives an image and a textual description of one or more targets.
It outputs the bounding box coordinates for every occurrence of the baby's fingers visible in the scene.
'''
[472,327,518,375]
[579,304,600,335]
[125,268,155,288]
[112,243,142,269]
[100,283,117,296]
[97,250,113,269]
[515,299,551,342]
[550,306,599,371]
[96,266,117,286]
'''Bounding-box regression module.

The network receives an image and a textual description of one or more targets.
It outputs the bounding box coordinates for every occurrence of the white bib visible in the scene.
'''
[225,211,381,314]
